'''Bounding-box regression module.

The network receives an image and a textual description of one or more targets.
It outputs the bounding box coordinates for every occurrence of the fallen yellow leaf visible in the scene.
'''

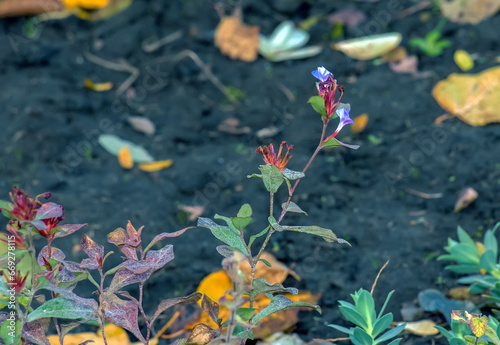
[85,78,113,91]
[432,66,500,126]
[334,33,402,60]
[215,13,260,62]
[187,253,319,339]
[440,0,500,24]
[138,159,173,172]
[351,113,369,134]
[400,320,439,336]
[454,50,474,71]
[118,147,134,169]
[63,0,110,9]
[48,324,129,345]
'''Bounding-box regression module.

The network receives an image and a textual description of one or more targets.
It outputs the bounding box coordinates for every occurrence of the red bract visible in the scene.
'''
[2,270,29,294]
[0,222,28,249]
[3,187,50,221]
[36,216,64,238]
[255,141,293,171]
[312,67,344,121]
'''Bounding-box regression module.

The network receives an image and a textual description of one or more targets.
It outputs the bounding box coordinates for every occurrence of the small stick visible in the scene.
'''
[404,188,443,199]
[151,311,180,342]
[314,337,350,343]
[150,50,240,105]
[370,260,389,295]
[83,48,140,95]
[278,83,296,103]
[142,30,183,53]
[397,0,433,19]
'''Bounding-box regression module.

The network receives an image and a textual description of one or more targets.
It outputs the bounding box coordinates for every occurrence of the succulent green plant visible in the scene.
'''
[329,288,406,345]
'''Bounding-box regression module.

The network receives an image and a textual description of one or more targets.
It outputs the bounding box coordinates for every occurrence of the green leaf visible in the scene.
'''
[214,214,240,234]
[232,217,253,230]
[236,307,257,321]
[198,218,249,256]
[281,225,338,242]
[308,96,327,118]
[328,324,354,335]
[339,306,369,330]
[372,313,393,338]
[480,249,496,272]
[0,200,12,219]
[251,295,320,324]
[282,202,307,216]
[237,204,252,218]
[249,226,269,248]
[27,297,97,322]
[249,277,298,301]
[352,327,374,345]
[484,229,498,259]
[259,259,272,267]
[98,134,154,162]
[268,216,283,232]
[450,244,479,264]
[260,164,284,193]
[282,168,305,180]
[322,137,360,150]
[374,323,405,344]
[377,290,394,319]
[449,338,467,345]
[386,339,402,345]
[457,226,475,247]
[434,326,453,340]
[355,290,376,327]
[0,318,21,345]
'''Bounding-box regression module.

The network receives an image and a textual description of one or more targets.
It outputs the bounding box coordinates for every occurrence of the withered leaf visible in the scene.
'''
[144,244,174,271]
[102,292,145,343]
[150,292,202,326]
[186,323,219,345]
[81,234,104,268]
[0,0,64,18]
[454,187,478,212]
[107,221,143,260]
[215,15,260,62]
[144,226,192,253]
[432,66,500,126]
[440,0,500,24]
[127,116,156,136]
[23,320,50,345]
[201,294,220,325]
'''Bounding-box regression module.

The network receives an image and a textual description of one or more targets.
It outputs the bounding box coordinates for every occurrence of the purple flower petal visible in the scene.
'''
[337,108,353,127]
[311,66,333,82]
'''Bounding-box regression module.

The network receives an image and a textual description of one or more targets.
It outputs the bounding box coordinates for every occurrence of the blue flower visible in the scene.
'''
[337,108,353,127]
[311,66,333,82]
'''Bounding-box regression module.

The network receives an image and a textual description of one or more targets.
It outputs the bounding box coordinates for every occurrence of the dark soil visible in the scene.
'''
[1,0,500,344]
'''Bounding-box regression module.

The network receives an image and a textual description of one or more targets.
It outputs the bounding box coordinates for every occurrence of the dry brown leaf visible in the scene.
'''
[440,0,500,24]
[389,56,418,75]
[48,324,129,345]
[217,118,251,135]
[399,320,439,336]
[381,46,408,63]
[85,78,113,91]
[180,205,205,221]
[127,116,156,136]
[187,253,318,339]
[0,0,64,18]
[454,187,478,212]
[448,286,471,300]
[351,113,369,134]
[334,33,402,60]
[240,252,300,284]
[138,159,173,172]
[432,66,500,126]
[118,146,133,169]
[215,15,260,62]
[328,7,367,27]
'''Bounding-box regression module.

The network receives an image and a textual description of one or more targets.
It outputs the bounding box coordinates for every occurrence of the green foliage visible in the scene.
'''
[409,19,451,56]
[329,289,405,345]
[436,314,500,345]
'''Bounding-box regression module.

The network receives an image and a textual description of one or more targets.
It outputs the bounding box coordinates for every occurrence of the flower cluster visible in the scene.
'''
[255,141,293,171]
[4,187,49,221]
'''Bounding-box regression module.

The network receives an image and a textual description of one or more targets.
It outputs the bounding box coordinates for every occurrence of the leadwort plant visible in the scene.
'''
[180,67,359,345]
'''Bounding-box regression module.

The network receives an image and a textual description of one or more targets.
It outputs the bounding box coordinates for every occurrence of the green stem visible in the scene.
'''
[21,229,37,327]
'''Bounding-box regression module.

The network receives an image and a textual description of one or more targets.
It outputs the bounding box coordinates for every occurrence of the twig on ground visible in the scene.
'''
[83,48,140,95]
[149,50,240,105]
[142,30,183,53]
[397,0,433,19]
[404,188,443,199]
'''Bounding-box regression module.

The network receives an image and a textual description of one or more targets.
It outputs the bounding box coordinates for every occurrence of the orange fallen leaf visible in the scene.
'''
[351,113,369,134]
[432,66,500,126]
[180,205,205,221]
[454,50,474,72]
[215,13,260,62]
[381,46,408,63]
[187,253,318,339]
[118,146,134,169]
[85,78,113,91]
[48,324,129,345]
[63,0,110,8]
[0,0,64,18]
[440,0,500,24]
[138,159,173,172]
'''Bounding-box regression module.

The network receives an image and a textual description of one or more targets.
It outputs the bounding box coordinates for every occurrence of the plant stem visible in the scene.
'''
[98,269,109,345]
[226,283,237,344]
[21,229,37,327]
[278,122,327,224]
[139,282,151,344]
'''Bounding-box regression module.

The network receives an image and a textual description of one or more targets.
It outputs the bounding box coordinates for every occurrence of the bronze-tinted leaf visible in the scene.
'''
[201,294,220,325]
[81,234,104,268]
[107,221,143,260]
[23,320,50,345]
[145,244,174,272]
[102,292,145,343]
[35,202,64,221]
[144,226,192,253]
[107,264,152,293]
[150,292,202,326]
[186,323,219,345]
[53,223,88,239]
[37,245,66,269]
[454,187,478,212]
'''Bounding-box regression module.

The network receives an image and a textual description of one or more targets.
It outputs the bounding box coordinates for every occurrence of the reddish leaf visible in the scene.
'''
[102,292,145,343]
[37,245,65,269]
[108,266,152,293]
[144,226,192,253]
[35,202,64,220]
[201,294,220,325]
[81,234,104,269]
[107,221,143,260]
[144,244,174,272]
[23,320,50,345]
[187,323,219,345]
[53,223,88,239]
[150,292,202,326]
